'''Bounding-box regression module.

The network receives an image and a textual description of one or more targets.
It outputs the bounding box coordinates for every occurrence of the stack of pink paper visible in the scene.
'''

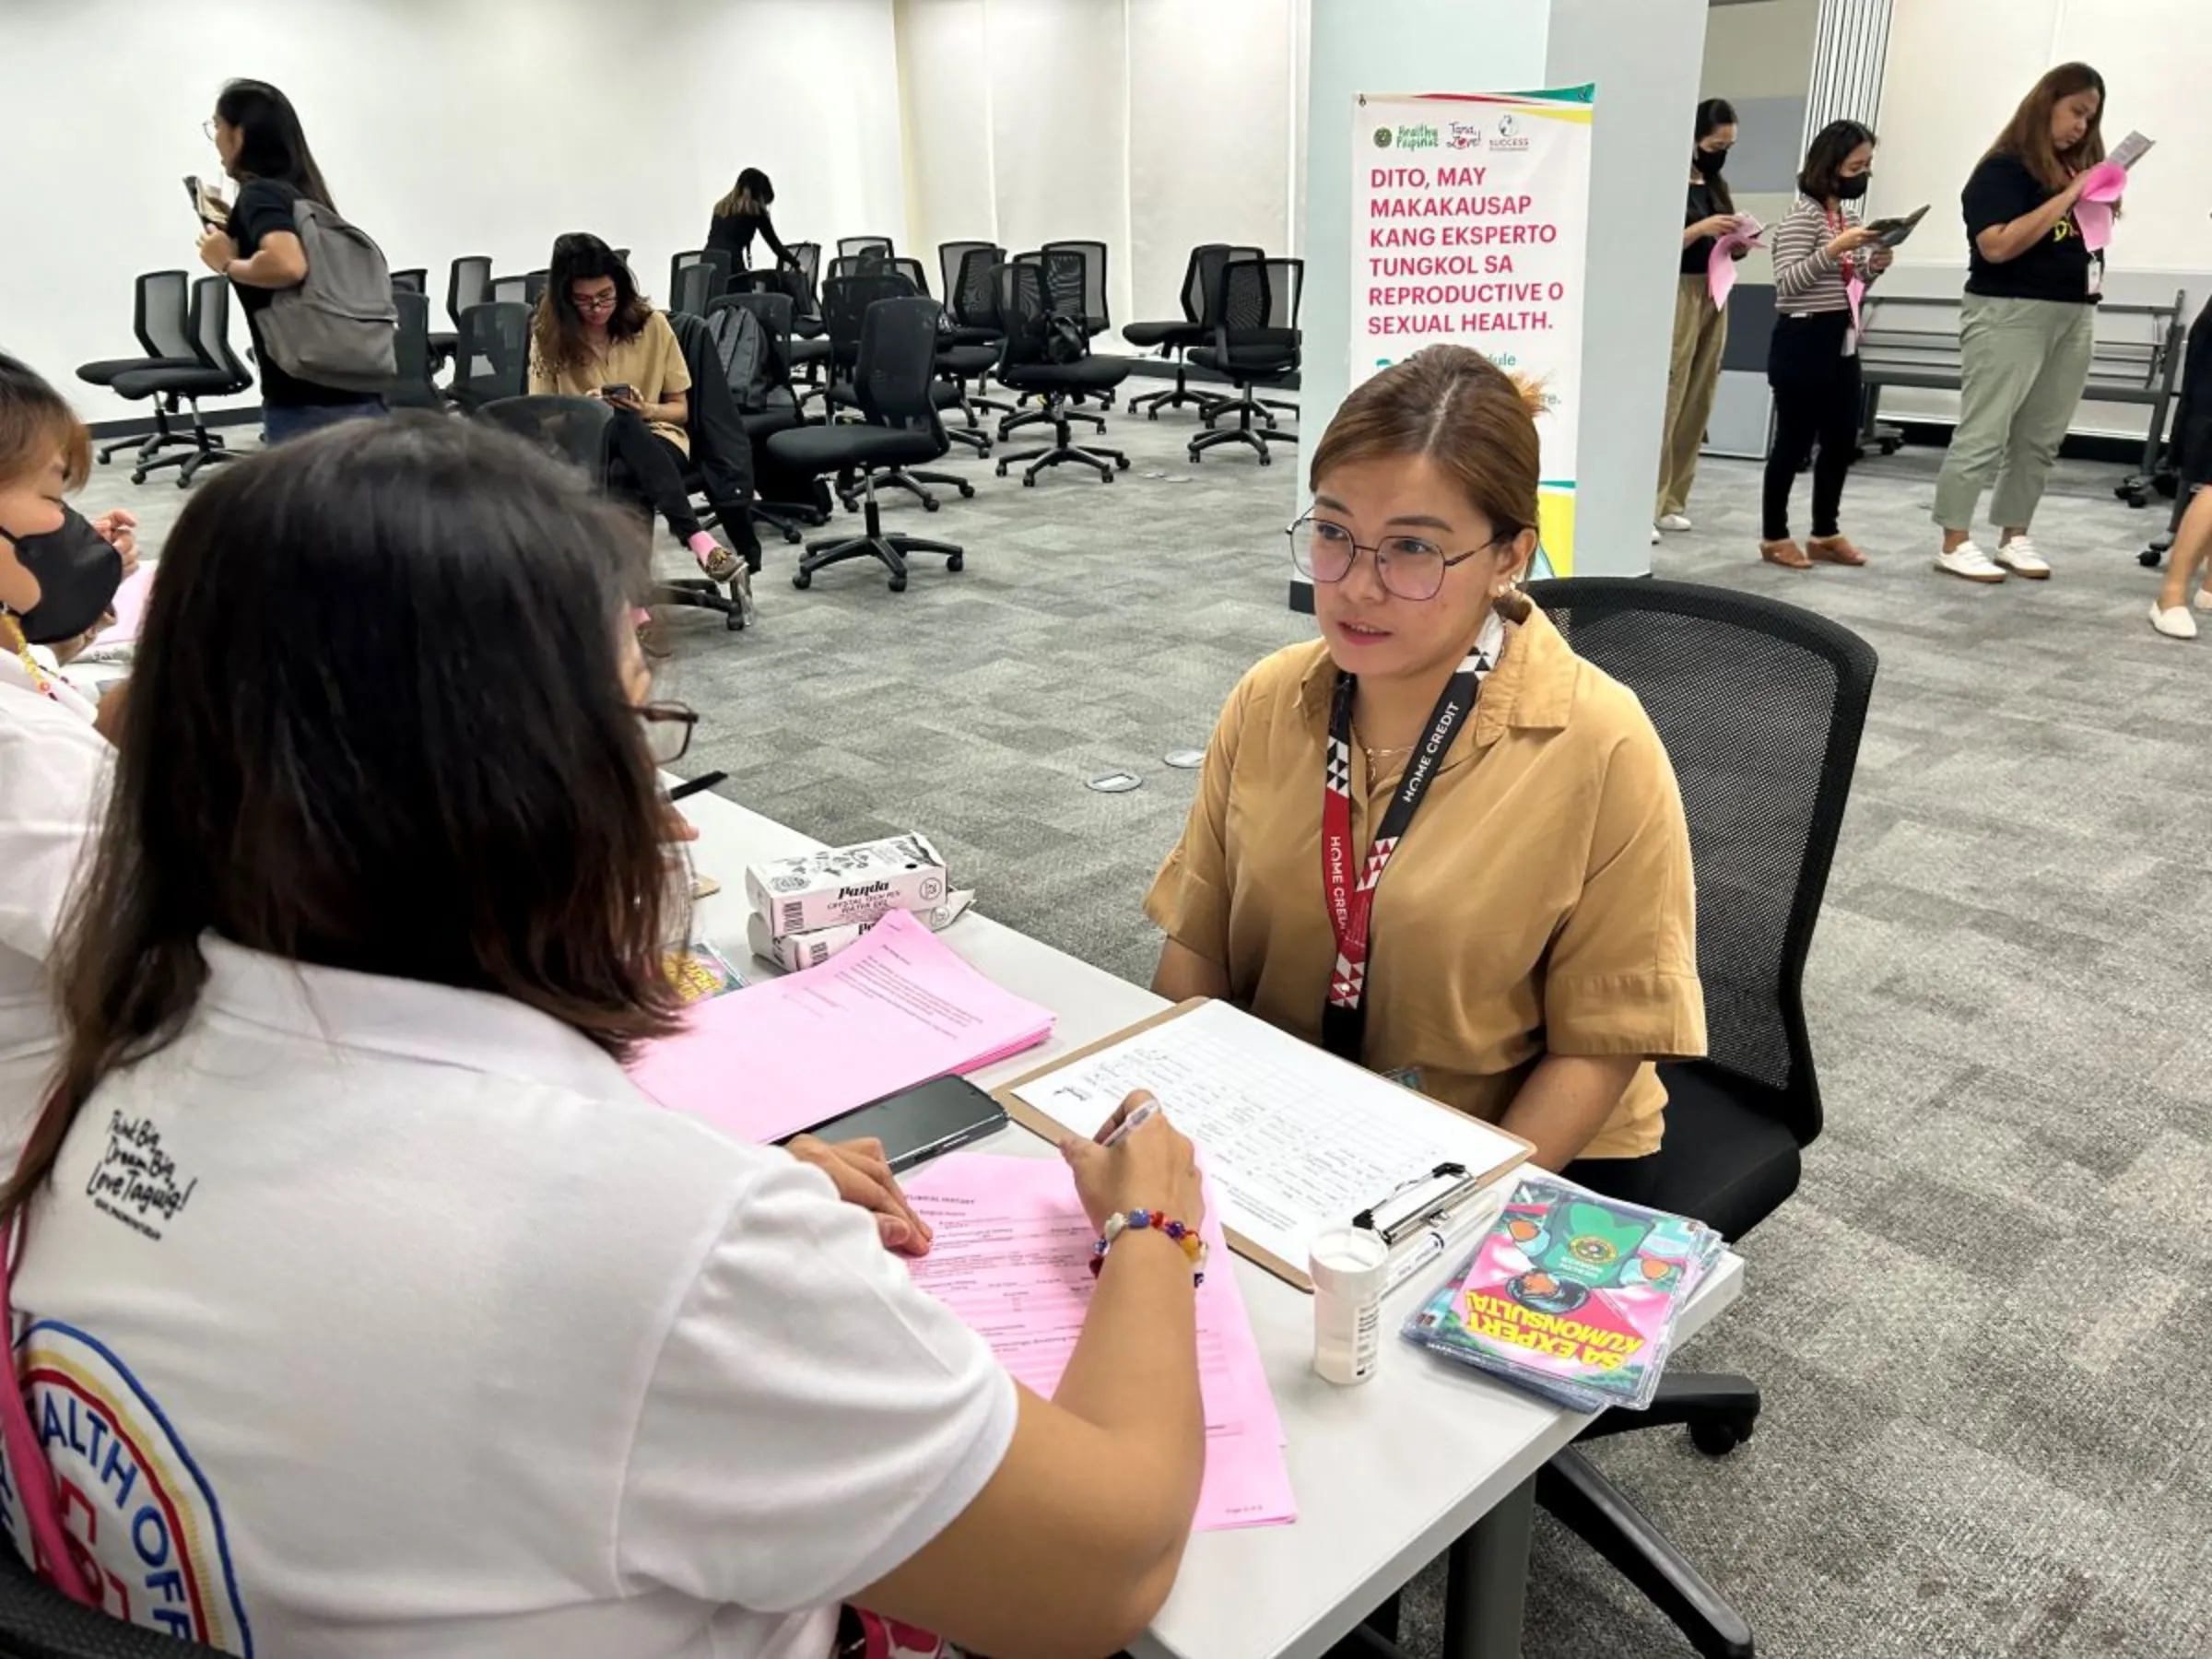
[903,1154,1296,1532]
[628,909,1053,1144]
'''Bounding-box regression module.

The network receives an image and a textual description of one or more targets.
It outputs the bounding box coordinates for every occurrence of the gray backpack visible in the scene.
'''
[259,198,398,392]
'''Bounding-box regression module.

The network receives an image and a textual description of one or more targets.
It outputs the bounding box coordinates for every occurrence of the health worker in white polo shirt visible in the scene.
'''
[0,415,1207,1659]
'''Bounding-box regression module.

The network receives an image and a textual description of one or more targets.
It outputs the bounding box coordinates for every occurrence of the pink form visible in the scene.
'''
[903,1154,1295,1532]
[627,909,1053,1144]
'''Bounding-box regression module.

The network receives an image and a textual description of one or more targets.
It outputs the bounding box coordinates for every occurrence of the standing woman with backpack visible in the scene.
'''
[196,79,388,444]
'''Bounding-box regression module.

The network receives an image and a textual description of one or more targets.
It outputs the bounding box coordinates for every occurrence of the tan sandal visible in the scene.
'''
[1806,535,1866,566]
[1759,538,1813,570]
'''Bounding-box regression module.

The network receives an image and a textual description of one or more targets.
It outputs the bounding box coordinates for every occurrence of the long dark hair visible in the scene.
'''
[2,416,682,1229]
[214,78,334,208]
[714,167,775,219]
[533,232,654,378]
[1799,119,1877,202]
[1989,62,2107,190]
[1692,97,1737,214]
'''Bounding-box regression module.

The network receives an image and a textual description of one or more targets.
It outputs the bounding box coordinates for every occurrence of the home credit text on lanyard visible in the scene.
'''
[1320,609,1505,1063]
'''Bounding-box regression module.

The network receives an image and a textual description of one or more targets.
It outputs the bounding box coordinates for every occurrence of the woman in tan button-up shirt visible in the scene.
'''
[1147,346,1705,1197]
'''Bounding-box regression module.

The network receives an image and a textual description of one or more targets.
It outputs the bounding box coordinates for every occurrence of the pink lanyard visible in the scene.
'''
[0,1180,100,1606]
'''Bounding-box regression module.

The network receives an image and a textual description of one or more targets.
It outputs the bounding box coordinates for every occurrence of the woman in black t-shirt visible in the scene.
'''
[1653,99,1744,539]
[194,80,386,446]
[1931,63,2109,585]
[706,170,799,279]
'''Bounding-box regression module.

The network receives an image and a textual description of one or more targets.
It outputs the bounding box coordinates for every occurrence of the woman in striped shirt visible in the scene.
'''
[1759,120,1891,570]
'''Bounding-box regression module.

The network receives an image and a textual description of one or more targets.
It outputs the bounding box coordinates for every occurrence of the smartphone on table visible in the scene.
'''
[789,1076,1008,1173]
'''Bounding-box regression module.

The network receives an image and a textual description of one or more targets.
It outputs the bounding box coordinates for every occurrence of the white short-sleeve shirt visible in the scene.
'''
[0,672,109,1161]
[2,939,1018,1659]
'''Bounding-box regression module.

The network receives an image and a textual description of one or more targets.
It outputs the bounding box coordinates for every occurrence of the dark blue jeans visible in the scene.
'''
[263,401,387,445]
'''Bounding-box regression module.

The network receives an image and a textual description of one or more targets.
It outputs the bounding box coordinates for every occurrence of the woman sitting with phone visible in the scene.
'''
[1,414,1206,1659]
[529,231,745,587]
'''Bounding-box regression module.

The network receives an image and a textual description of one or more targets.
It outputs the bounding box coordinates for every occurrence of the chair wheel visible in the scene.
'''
[1258,453,1272,466]
[1114,455,1130,470]
[1021,474,1036,488]
[1147,409,1159,421]
[995,462,1008,477]
[959,482,975,498]
[793,571,812,590]
[2140,548,2165,568]
[1188,451,1202,464]
[782,525,802,544]
[1689,1416,1755,1457]
[1100,471,1113,483]
[888,575,907,593]
[726,613,747,631]
[947,554,964,572]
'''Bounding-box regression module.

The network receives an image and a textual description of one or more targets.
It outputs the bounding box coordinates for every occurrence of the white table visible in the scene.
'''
[677,786,1744,1659]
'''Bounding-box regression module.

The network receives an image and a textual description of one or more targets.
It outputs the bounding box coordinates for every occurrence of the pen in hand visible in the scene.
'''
[1099,1097,1160,1148]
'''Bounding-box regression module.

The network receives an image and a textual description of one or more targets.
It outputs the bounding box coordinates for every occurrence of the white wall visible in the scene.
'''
[2,0,906,425]
[1550,0,1712,575]
[1871,0,2212,435]
[894,0,1299,330]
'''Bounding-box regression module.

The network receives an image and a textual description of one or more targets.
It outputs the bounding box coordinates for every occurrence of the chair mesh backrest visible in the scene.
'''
[489,275,532,308]
[1039,241,1108,331]
[940,241,995,310]
[390,268,428,295]
[670,261,721,320]
[477,394,616,478]
[670,249,730,304]
[994,262,1052,366]
[788,242,822,318]
[888,257,930,299]
[454,301,531,404]
[950,246,1006,330]
[839,236,894,262]
[137,270,193,359]
[188,276,248,381]
[1220,257,1301,335]
[823,274,914,359]
[392,289,434,394]
[447,255,492,329]
[1023,248,1089,323]
[525,270,548,304]
[1194,244,1264,327]
[1525,579,1878,1142]
[854,297,947,441]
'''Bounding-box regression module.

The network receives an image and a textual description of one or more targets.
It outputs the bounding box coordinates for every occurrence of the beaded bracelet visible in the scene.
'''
[1088,1208,1208,1287]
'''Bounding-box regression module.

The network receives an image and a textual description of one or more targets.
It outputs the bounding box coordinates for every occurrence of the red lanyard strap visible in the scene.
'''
[0,1168,99,1606]
[1320,610,1505,1062]
[1825,205,1858,288]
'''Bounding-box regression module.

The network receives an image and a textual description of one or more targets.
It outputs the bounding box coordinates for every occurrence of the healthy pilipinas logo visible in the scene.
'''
[0,1324,252,1653]
[1372,125,1394,148]
[1394,122,1440,150]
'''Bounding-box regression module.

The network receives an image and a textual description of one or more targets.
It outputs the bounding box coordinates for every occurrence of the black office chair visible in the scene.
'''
[768,297,963,594]
[947,247,1017,422]
[665,309,758,628]
[448,300,532,414]
[1126,243,1258,420]
[1189,256,1302,466]
[819,276,973,513]
[1521,577,1877,1659]
[991,258,1131,487]
[709,290,824,546]
[389,267,428,295]
[1037,239,1113,408]
[838,235,895,263]
[0,1546,230,1658]
[107,276,253,486]
[76,270,202,467]
[669,249,733,316]
[387,289,449,412]
[938,241,1000,343]
[876,256,991,455]
[430,254,491,371]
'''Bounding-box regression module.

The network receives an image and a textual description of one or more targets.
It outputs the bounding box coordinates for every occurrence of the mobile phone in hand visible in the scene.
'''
[601,382,637,403]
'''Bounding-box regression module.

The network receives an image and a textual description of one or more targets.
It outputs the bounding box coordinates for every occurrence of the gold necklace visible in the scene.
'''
[0,613,58,702]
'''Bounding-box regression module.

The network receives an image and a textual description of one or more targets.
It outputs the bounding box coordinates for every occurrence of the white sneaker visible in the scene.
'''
[1994,537,2051,579]
[1657,512,1695,533]
[2149,601,2199,639]
[1935,541,2007,584]
[1651,524,1662,545]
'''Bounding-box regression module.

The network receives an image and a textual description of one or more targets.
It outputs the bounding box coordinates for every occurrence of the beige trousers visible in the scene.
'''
[1655,274,1729,519]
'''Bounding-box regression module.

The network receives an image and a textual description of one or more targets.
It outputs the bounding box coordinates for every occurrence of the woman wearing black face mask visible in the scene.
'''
[0,354,124,1162]
[1655,98,1743,538]
[1760,120,1888,570]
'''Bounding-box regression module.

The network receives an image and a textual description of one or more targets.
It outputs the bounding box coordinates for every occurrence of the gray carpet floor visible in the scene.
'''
[73,400,2210,1659]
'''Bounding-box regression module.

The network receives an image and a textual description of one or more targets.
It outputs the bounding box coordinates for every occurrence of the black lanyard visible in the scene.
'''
[1319,611,1504,1062]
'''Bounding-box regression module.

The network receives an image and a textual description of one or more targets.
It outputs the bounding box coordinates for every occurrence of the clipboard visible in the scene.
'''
[994,998,1531,1291]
